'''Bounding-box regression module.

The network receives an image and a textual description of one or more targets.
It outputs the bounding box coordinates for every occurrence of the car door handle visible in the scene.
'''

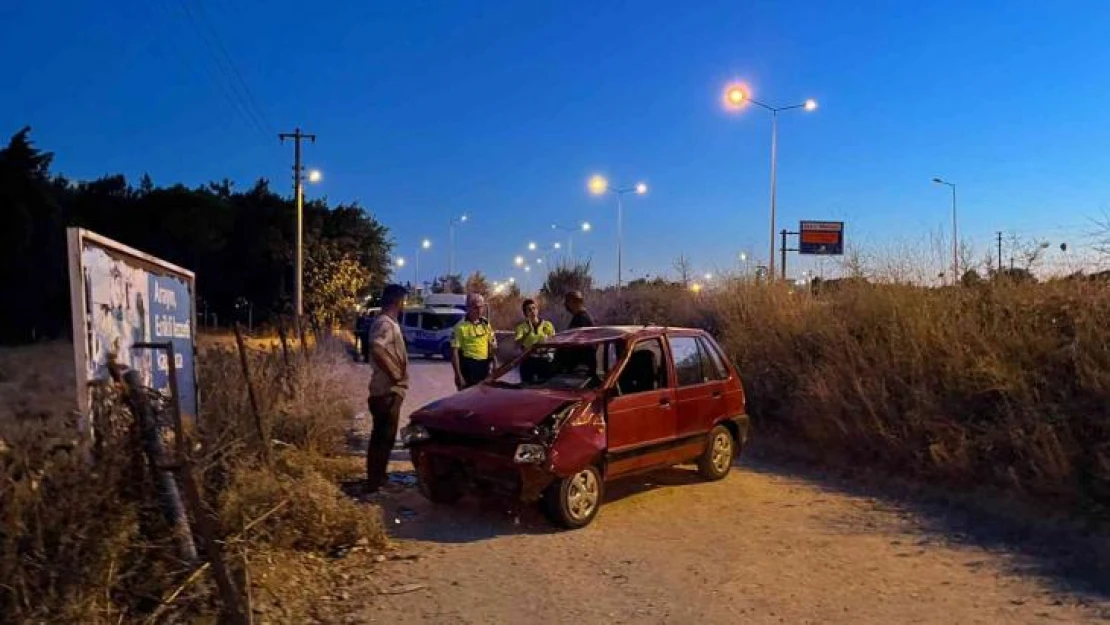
[659,397,672,408]
[712,390,722,399]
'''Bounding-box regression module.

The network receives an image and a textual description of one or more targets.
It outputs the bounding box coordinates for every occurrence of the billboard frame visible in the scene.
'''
[798,220,845,256]
[67,228,200,433]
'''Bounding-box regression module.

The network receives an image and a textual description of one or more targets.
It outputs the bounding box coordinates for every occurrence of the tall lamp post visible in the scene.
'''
[932,177,959,284]
[415,238,431,293]
[448,214,468,277]
[588,175,647,293]
[551,221,592,258]
[723,84,817,280]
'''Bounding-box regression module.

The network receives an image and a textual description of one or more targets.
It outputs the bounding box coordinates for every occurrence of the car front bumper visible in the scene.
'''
[409,442,556,503]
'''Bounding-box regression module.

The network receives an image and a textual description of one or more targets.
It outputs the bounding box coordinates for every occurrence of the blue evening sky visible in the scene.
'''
[4,0,1109,286]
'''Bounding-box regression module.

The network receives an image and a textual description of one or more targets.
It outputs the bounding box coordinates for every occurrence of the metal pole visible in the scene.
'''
[294,137,303,317]
[950,184,959,282]
[996,231,1003,274]
[616,192,624,294]
[415,248,421,292]
[448,222,455,277]
[780,229,788,281]
[768,111,779,280]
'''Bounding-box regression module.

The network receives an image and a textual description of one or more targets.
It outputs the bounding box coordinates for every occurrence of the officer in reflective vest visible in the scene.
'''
[451,292,498,390]
[514,298,555,351]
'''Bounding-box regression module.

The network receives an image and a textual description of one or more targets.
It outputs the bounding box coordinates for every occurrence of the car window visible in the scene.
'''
[669,336,705,387]
[698,337,729,380]
[616,339,668,395]
[401,312,420,327]
[421,312,461,331]
[493,340,620,390]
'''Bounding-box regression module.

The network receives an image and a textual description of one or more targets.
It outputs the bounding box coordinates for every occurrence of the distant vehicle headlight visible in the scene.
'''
[400,424,430,446]
[513,443,546,465]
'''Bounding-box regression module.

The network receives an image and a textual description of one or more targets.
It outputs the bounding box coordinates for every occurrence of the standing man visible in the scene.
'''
[451,292,497,390]
[564,290,594,330]
[514,298,556,351]
[366,284,409,493]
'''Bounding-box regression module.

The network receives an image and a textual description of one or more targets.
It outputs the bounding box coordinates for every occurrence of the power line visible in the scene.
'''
[187,0,274,133]
[166,0,269,137]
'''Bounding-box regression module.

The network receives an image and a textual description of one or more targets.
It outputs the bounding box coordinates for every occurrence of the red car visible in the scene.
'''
[400,326,749,529]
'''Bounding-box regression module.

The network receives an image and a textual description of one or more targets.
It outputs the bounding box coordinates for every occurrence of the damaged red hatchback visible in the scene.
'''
[400,326,749,529]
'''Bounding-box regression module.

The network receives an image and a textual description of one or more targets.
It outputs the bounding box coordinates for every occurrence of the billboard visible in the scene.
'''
[799,220,845,255]
[67,228,199,428]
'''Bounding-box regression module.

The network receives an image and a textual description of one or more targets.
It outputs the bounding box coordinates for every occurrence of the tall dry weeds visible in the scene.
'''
[0,337,385,623]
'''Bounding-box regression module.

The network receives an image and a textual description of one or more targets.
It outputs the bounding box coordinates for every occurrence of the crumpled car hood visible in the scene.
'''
[409,384,590,437]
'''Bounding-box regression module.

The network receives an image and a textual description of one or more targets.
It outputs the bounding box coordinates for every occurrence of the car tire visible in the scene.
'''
[417,473,465,504]
[697,425,735,481]
[542,466,603,530]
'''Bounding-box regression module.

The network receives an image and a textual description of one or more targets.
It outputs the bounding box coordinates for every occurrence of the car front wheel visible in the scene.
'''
[542,466,603,529]
[697,425,734,481]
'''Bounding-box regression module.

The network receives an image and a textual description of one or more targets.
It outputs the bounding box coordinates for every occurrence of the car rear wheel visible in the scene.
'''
[697,425,734,481]
[542,466,603,529]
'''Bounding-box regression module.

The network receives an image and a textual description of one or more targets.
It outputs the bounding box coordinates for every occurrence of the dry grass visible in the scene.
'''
[595,278,1110,514]
[0,336,385,623]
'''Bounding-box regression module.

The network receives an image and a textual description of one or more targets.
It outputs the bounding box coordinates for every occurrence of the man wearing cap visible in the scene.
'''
[365,283,408,493]
[451,292,498,390]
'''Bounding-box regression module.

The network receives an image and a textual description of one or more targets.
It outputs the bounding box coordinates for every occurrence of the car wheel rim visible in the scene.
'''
[565,469,599,522]
[711,432,732,473]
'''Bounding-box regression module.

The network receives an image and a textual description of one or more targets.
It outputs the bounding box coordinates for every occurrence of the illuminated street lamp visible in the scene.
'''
[395,257,406,268]
[723,83,818,280]
[588,175,648,293]
[448,214,469,276]
[514,255,525,267]
[414,238,431,292]
[307,169,323,183]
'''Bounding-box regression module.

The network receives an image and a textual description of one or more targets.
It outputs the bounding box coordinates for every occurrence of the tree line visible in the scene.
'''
[0,127,393,344]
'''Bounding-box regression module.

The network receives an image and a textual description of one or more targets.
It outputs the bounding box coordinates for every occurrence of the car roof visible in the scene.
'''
[404,306,464,313]
[544,325,706,345]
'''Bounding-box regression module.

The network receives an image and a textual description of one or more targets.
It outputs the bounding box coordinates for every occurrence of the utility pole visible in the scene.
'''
[996,231,1003,274]
[279,128,316,318]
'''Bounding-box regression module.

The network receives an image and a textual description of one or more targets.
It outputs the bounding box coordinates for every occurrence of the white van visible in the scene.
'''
[400,306,466,359]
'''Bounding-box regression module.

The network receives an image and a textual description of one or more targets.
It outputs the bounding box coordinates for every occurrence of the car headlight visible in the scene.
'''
[400,424,430,446]
[513,443,546,465]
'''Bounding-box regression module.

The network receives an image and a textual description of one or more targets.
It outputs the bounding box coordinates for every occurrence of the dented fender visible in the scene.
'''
[546,411,606,479]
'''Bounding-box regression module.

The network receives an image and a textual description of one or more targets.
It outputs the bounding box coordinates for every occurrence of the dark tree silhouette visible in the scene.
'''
[0,127,393,344]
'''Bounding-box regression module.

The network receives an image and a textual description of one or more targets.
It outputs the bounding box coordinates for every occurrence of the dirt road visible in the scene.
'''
[338,354,1110,625]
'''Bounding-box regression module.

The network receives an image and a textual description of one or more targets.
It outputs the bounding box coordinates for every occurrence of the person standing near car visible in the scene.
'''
[365,284,409,493]
[564,290,594,330]
[451,292,497,390]
[514,298,556,351]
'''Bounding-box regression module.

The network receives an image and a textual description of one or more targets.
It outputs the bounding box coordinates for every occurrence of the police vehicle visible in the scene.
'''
[400,306,466,359]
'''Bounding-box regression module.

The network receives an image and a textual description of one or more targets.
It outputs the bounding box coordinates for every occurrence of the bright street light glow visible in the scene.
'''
[724,84,748,109]
[395,257,406,267]
[704,273,713,281]
[553,242,562,250]
[536,258,544,264]
[421,238,431,249]
[508,277,516,284]
[739,252,748,261]
[307,169,322,183]
[691,283,703,293]
[460,214,468,223]
[514,255,525,266]
[588,174,609,195]
[582,221,592,232]
[635,182,648,195]
[528,242,537,251]
[524,265,531,272]
[804,98,818,111]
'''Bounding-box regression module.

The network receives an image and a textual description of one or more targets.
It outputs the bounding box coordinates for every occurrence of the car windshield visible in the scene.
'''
[492,340,624,390]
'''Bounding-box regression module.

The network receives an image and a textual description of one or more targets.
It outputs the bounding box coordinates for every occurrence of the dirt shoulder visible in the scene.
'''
[327,349,1110,625]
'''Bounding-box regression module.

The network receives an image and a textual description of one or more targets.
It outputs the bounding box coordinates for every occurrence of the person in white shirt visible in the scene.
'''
[365,284,409,493]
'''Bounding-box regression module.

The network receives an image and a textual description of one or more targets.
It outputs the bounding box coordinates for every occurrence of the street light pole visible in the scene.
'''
[723,86,817,281]
[588,176,646,296]
[933,178,959,283]
[448,214,468,278]
[279,128,317,317]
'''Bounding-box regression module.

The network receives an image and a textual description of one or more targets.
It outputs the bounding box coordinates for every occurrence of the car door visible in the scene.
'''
[604,337,677,477]
[669,334,724,442]
[400,311,421,351]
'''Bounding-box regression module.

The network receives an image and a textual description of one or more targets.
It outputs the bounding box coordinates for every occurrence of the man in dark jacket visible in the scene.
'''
[564,290,594,330]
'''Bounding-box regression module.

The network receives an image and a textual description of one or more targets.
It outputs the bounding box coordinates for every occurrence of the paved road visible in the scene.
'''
[336,351,1110,624]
